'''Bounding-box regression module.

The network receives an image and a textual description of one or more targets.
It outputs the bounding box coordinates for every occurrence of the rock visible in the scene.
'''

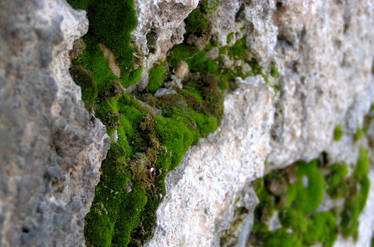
[0,0,109,246]
[146,0,374,246]
[132,0,199,89]
[2,0,374,246]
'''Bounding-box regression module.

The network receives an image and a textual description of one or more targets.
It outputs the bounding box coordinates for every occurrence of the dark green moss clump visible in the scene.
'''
[249,149,371,246]
[185,8,210,35]
[69,65,98,110]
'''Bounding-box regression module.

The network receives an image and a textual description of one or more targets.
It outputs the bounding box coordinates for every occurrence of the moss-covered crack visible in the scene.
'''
[68,0,280,246]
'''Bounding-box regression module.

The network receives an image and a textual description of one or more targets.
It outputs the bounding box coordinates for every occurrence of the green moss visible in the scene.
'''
[69,65,98,110]
[155,116,194,170]
[354,127,363,142]
[147,64,166,93]
[250,147,371,246]
[85,143,132,247]
[226,32,234,44]
[87,0,137,71]
[228,37,247,60]
[288,160,325,214]
[185,8,210,35]
[111,184,147,246]
[334,125,343,141]
[326,163,349,198]
[341,148,370,238]
[68,0,90,10]
[304,211,338,246]
[68,0,140,88]
[263,229,302,247]
[200,0,221,13]
[270,65,278,78]
[67,0,254,245]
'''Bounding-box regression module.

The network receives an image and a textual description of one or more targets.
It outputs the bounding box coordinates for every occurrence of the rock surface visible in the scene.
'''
[146,0,374,246]
[132,0,199,89]
[0,0,109,246]
[1,0,374,246]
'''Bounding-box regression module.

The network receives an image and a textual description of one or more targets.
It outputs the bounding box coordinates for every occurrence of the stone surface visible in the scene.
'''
[0,0,109,246]
[1,0,374,246]
[132,0,199,89]
[146,0,374,246]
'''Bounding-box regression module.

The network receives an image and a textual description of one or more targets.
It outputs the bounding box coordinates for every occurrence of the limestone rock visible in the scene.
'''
[0,0,109,246]
[146,0,374,246]
[132,0,199,89]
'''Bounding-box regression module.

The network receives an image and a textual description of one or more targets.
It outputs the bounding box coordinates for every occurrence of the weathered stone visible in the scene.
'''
[146,0,374,246]
[0,0,109,246]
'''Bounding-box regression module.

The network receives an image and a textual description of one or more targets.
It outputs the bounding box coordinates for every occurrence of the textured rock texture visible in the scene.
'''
[132,0,199,89]
[0,0,109,246]
[1,0,374,246]
[146,0,374,246]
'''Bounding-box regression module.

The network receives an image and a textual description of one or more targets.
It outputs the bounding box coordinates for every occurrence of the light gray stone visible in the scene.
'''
[146,0,374,246]
[0,0,110,246]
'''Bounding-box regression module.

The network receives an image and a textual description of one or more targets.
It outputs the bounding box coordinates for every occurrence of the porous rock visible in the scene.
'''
[0,0,109,246]
[147,0,374,246]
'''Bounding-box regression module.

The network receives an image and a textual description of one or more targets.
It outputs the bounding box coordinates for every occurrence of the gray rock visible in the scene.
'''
[146,0,374,246]
[132,0,199,89]
[0,0,109,246]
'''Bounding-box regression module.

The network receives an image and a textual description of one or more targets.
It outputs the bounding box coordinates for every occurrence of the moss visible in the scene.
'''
[326,163,349,198]
[262,229,302,247]
[155,116,194,170]
[147,64,167,93]
[111,184,147,246]
[288,160,325,214]
[250,146,371,246]
[69,65,98,110]
[67,0,252,245]
[84,143,132,247]
[200,0,221,14]
[68,0,90,10]
[341,147,370,238]
[68,0,141,88]
[354,127,363,142]
[304,211,338,246]
[87,0,137,71]
[228,37,247,60]
[334,125,343,141]
[185,8,210,35]
[270,65,278,78]
[226,32,234,44]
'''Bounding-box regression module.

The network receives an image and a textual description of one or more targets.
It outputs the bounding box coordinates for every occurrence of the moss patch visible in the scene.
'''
[249,150,370,246]
[334,125,343,141]
[146,64,167,93]
[68,0,284,245]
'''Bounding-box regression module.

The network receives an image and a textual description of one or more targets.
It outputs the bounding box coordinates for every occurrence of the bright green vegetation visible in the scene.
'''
[249,149,371,246]
[68,0,283,245]
[341,148,370,238]
[227,32,234,44]
[270,65,278,78]
[146,64,167,93]
[334,125,343,141]
[68,0,141,88]
[354,127,363,142]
